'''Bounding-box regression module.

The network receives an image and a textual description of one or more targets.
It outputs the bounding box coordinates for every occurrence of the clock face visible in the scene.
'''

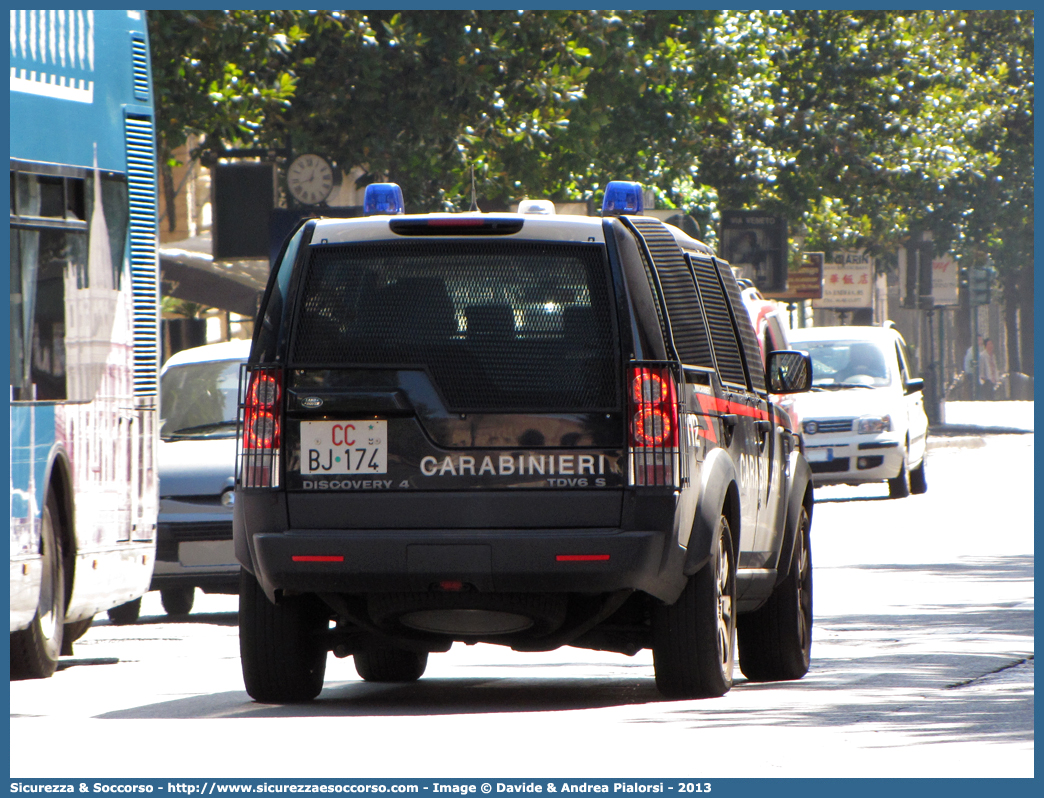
[287,154,334,205]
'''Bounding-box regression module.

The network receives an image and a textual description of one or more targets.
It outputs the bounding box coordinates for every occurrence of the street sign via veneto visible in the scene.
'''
[814,249,874,308]
[719,211,788,293]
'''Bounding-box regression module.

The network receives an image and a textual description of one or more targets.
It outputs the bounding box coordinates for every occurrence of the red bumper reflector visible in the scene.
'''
[556,554,610,562]
[292,555,344,563]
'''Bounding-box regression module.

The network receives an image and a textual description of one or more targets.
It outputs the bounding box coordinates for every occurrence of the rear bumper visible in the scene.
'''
[149,569,239,593]
[247,527,679,602]
[152,521,238,591]
[236,488,691,604]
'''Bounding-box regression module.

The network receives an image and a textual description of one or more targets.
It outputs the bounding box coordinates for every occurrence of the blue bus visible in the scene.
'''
[10,9,160,678]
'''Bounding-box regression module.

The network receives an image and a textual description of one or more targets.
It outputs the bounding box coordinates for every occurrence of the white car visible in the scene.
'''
[151,339,251,615]
[788,325,928,498]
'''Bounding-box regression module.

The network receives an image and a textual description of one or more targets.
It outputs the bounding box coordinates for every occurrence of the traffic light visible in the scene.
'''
[969,266,994,306]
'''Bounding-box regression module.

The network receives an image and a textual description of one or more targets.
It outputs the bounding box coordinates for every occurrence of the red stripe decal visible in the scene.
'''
[694,393,718,442]
[556,554,610,562]
[292,555,345,563]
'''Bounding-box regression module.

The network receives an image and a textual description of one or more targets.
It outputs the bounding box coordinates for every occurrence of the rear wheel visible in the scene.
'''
[909,455,928,494]
[354,648,428,682]
[652,514,736,699]
[888,458,910,499]
[738,504,813,681]
[239,569,328,703]
[61,616,95,656]
[10,491,66,680]
[107,597,141,626]
[161,587,195,617]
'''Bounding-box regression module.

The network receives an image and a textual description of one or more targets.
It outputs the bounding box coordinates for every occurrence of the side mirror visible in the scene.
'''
[905,377,924,394]
[767,350,813,394]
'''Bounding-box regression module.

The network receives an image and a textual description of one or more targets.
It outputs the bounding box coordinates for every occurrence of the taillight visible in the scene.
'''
[239,367,283,488]
[629,365,680,487]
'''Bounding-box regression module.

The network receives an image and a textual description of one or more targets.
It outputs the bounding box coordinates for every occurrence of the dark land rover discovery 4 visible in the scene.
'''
[234,181,815,702]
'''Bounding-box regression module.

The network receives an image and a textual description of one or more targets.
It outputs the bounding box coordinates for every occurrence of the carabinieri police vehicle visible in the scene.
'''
[234,181,815,702]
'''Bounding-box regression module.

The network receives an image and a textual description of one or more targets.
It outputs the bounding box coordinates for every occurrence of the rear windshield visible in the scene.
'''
[160,359,243,440]
[290,240,618,412]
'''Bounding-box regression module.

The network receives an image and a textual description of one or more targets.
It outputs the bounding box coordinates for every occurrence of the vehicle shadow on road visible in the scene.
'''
[99,611,239,628]
[95,669,667,720]
[654,583,1035,746]
[846,554,1034,583]
[663,653,1034,746]
[814,494,893,504]
[95,555,1033,744]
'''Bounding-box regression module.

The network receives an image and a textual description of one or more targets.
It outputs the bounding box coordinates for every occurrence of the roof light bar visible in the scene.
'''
[363,183,405,215]
[601,181,644,216]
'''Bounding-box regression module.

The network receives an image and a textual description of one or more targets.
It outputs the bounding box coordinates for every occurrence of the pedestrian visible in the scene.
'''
[981,337,1000,393]
[963,335,999,397]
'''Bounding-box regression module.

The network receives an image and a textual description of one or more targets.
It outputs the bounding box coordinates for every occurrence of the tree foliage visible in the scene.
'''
[148,9,1031,277]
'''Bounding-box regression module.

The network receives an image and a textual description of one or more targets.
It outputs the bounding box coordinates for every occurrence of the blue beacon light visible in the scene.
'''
[601,181,644,216]
[363,183,405,215]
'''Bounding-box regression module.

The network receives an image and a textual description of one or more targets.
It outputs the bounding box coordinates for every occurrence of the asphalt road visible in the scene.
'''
[9,434,1033,779]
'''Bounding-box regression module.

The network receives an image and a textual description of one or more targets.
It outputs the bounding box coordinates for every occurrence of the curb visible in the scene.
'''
[927,435,986,451]
[929,424,1033,436]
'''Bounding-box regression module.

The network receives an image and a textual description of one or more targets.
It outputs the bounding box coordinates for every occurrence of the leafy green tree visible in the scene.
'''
[148,10,1031,365]
[281,11,583,209]
[148,10,303,229]
[944,11,1034,373]
[706,11,1006,253]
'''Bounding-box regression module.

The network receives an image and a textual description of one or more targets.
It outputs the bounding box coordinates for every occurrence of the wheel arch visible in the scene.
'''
[683,447,741,576]
[773,452,813,586]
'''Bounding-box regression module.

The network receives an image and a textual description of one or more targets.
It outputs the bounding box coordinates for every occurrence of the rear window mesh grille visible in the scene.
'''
[627,217,714,369]
[691,257,747,387]
[290,240,619,412]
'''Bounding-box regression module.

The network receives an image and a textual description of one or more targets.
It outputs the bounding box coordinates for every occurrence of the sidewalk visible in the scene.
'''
[931,400,1035,436]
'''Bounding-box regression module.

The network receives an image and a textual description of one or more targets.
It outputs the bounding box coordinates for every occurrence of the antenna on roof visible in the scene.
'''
[469,164,481,213]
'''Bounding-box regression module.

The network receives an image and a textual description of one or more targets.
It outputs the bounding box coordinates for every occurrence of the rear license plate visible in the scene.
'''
[805,447,831,463]
[300,420,388,475]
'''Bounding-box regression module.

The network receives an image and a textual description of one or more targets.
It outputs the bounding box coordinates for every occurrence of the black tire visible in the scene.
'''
[239,568,328,703]
[107,597,141,626]
[161,587,195,617]
[652,514,736,699]
[909,455,927,494]
[61,616,95,656]
[738,504,813,681]
[888,458,910,499]
[10,491,66,680]
[354,648,428,682]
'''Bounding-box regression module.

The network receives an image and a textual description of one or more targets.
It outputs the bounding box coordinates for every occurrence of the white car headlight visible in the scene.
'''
[857,414,892,434]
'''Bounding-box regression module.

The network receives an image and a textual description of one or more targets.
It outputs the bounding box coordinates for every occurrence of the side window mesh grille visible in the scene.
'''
[717,262,766,392]
[691,257,747,387]
[627,217,714,369]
